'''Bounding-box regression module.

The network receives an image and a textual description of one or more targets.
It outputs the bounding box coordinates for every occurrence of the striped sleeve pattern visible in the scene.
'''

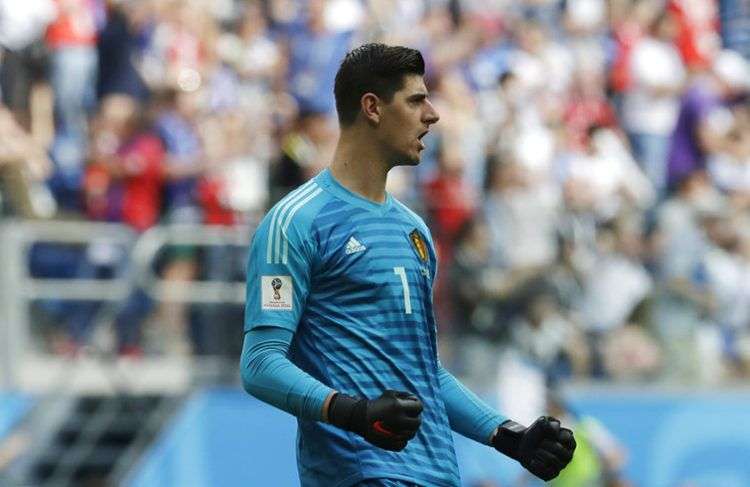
[244,179,328,333]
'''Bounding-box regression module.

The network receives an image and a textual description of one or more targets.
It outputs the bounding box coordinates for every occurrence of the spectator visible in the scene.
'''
[86,96,163,232]
[484,160,560,271]
[651,171,722,380]
[46,0,102,207]
[707,102,750,200]
[284,0,352,114]
[233,2,283,90]
[622,10,686,194]
[0,0,56,130]
[667,49,750,190]
[96,0,150,101]
[191,108,264,356]
[547,393,632,487]
[431,70,487,197]
[563,66,618,152]
[0,106,54,217]
[151,85,208,355]
[141,0,210,90]
[154,86,205,223]
[423,146,477,267]
[223,1,288,168]
[579,216,654,376]
[423,141,479,336]
[198,109,268,221]
[720,0,750,59]
[560,125,655,221]
[508,20,574,109]
[85,96,165,354]
[449,215,509,385]
[697,203,750,371]
[508,288,585,383]
[268,109,335,205]
[667,0,720,71]
[608,0,658,103]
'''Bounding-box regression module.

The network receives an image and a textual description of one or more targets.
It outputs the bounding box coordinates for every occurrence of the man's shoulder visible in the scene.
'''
[391,197,430,236]
[257,179,333,240]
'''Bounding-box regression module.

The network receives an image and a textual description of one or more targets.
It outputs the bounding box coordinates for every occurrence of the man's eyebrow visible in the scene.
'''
[407,92,428,101]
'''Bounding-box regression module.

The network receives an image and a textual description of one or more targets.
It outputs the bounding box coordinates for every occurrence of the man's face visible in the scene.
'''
[378,74,440,166]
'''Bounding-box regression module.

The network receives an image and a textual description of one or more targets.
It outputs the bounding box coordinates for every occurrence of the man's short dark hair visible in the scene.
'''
[334,43,425,126]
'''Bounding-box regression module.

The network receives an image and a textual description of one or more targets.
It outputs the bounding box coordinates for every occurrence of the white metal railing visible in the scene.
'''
[131,224,249,304]
[0,219,137,389]
[0,218,252,391]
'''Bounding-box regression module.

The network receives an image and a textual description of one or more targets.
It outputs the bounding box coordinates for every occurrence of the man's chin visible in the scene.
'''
[396,152,422,167]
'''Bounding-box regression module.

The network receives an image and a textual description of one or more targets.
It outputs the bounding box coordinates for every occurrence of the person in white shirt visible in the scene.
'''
[622,11,686,194]
[561,126,656,221]
[0,0,57,128]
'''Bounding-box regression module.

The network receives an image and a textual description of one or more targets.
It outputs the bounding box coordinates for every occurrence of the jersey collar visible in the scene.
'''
[317,168,393,215]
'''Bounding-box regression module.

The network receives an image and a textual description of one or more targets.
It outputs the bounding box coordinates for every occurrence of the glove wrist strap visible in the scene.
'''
[493,419,526,461]
[327,392,367,435]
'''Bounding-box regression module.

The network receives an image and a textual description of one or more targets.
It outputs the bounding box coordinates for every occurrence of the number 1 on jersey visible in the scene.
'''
[393,266,412,314]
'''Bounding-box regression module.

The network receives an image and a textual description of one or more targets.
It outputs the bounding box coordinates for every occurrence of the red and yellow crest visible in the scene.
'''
[409,230,429,262]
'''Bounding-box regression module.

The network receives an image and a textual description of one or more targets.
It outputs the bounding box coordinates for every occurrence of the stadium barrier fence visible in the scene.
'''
[0,219,253,392]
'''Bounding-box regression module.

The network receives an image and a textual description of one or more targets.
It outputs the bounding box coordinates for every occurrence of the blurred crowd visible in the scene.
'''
[1,0,750,397]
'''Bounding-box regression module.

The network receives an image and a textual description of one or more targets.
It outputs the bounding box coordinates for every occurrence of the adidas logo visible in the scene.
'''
[345,236,367,255]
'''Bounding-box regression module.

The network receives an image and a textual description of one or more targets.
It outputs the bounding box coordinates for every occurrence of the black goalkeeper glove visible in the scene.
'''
[492,416,576,481]
[327,390,423,451]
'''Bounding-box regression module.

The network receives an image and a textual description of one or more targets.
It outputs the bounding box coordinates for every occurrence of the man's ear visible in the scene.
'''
[360,93,381,125]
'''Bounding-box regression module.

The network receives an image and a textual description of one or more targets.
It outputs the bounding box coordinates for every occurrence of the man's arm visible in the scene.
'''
[240,326,424,451]
[437,364,505,445]
[240,326,333,421]
[438,363,576,481]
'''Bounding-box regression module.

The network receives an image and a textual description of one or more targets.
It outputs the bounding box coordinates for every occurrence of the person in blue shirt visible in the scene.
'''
[241,43,576,487]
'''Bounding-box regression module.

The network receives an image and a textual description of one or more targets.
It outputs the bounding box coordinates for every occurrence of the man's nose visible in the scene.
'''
[424,101,440,125]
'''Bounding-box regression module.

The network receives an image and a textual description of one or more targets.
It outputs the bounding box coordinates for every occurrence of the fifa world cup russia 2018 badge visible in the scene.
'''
[409,230,428,262]
[261,275,293,310]
[271,278,283,300]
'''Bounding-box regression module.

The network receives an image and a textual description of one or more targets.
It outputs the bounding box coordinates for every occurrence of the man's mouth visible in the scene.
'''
[417,131,428,150]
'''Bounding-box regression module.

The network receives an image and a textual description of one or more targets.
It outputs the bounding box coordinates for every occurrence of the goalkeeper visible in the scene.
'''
[241,43,575,486]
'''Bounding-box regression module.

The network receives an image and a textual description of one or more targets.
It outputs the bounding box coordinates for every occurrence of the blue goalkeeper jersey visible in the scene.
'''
[245,168,460,487]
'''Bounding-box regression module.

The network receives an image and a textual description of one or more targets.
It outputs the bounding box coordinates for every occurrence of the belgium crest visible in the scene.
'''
[409,230,428,262]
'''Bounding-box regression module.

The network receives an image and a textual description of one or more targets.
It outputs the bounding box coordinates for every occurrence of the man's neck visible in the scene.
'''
[329,133,390,204]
